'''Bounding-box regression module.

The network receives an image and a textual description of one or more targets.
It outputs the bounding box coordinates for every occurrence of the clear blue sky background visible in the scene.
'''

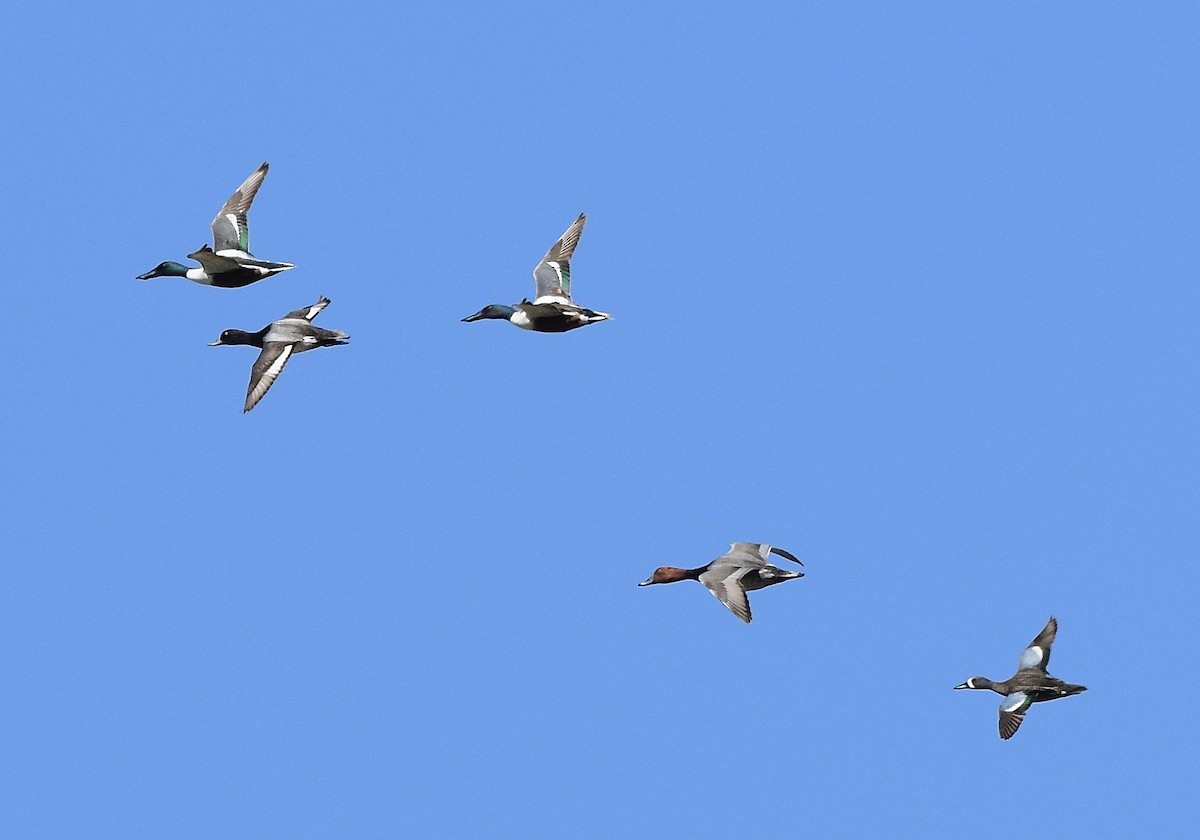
[2,2,1197,837]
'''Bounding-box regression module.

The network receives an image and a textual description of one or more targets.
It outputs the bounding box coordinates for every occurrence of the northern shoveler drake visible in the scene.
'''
[462,213,610,332]
[955,617,1087,739]
[208,296,348,412]
[138,162,294,288]
[638,542,804,623]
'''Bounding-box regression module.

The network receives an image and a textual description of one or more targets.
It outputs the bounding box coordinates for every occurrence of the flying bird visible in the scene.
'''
[209,296,348,412]
[138,162,294,287]
[955,617,1087,739]
[462,213,610,332]
[638,542,804,623]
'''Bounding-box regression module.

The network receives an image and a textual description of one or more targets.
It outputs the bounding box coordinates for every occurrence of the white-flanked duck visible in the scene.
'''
[209,296,348,412]
[638,542,804,624]
[955,617,1087,740]
[462,213,610,332]
[138,162,294,288]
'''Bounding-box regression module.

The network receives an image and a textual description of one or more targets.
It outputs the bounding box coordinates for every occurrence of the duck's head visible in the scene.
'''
[954,677,993,691]
[462,304,517,323]
[638,567,693,586]
[137,260,190,280]
[208,329,257,347]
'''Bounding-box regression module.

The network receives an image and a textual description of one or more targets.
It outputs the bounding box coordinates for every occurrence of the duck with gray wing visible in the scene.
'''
[462,213,610,332]
[955,617,1087,740]
[638,542,804,624]
[209,296,348,412]
[138,162,294,287]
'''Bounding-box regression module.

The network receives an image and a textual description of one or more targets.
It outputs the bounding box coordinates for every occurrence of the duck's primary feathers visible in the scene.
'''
[638,542,804,623]
[955,617,1087,740]
[209,296,348,412]
[137,162,294,288]
[462,213,610,332]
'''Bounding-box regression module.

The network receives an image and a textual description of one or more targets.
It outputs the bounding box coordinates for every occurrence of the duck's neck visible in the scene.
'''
[973,677,1004,694]
[159,261,211,283]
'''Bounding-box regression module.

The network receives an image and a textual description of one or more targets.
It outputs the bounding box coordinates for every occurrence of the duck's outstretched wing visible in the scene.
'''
[701,565,754,623]
[212,162,269,253]
[768,545,803,566]
[1017,617,1057,672]
[532,213,586,303]
[244,342,293,412]
[999,692,1032,740]
[281,296,331,322]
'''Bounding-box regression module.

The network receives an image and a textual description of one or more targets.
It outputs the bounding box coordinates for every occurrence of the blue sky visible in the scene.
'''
[2,2,1197,836]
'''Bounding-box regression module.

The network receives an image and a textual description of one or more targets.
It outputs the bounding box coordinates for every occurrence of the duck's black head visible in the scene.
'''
[462,304,516,323]
[208,328,263,348]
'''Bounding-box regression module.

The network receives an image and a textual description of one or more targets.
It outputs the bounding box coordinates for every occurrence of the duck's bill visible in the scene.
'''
[637,577,655,586]
[953,682,970,690]
[207,339,224,346]
[136,269,159,280]
[461,310,486,322]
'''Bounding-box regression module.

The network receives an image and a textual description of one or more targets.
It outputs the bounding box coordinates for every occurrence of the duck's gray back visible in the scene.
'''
[265,318,318,345]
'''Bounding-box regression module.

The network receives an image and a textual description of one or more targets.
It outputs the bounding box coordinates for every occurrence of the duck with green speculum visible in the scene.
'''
[955,617,1087,740]
[462,213,610,332]
[137,162,294,288]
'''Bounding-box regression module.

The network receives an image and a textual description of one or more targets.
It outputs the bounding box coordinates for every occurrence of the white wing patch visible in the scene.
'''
[1018,645,1045,670]
[245,345,293,412]
[264,346,292,378]
[1000,693,1029,713]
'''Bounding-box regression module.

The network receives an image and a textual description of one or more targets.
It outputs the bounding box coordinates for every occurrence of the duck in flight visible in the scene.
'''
[638,542,804,623]
[462,213,610,332]
[208,296,348,412]
[955,617,1087,739]
[138,162,294,288]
